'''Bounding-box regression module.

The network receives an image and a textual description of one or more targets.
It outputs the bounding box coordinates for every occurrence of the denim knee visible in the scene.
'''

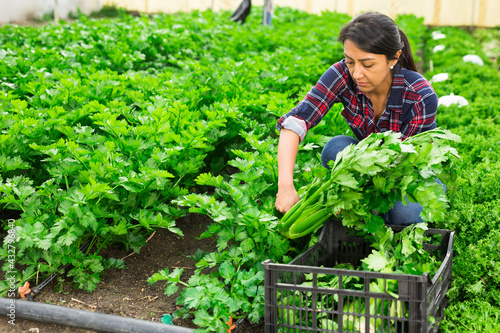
[384,178,448,225]
[384,199,424,226]
[321,135,359,169]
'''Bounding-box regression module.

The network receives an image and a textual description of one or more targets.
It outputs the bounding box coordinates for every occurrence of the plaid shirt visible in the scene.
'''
[277,59,437,142]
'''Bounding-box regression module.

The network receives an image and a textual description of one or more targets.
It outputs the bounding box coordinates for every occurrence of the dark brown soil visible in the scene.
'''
[0,213,264,332]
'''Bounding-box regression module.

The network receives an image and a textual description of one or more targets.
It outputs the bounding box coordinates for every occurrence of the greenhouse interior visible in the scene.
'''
[1,0,499,332]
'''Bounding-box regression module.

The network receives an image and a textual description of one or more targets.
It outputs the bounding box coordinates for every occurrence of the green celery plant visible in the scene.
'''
[278,128,461,239]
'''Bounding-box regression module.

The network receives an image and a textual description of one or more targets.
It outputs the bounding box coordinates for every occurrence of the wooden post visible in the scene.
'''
[433,0,442,26]
[478,0,488,27]
[388,0,399,20]
[54,0,59,23]
[305,0,312,13]
[348,0,354,17]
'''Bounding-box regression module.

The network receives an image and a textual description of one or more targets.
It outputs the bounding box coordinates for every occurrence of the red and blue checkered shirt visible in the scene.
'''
[277,59,438,142]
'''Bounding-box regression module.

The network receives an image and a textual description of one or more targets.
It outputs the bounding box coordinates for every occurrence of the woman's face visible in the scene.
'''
[343,39,398,96]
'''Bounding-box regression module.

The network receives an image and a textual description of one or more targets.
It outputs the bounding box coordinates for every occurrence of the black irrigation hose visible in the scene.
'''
[0,297,194,333]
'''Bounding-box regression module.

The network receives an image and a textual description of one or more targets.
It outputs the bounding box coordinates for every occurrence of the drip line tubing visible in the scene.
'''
[0,297,194,333]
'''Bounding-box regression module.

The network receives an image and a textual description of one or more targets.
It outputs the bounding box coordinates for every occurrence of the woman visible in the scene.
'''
[275,12,439,225]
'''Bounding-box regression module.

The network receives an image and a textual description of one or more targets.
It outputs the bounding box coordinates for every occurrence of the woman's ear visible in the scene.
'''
[395,50,402,64]
[391,50,402,67]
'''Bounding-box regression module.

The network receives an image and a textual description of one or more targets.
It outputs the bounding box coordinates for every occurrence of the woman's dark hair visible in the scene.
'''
[338,12,417,72]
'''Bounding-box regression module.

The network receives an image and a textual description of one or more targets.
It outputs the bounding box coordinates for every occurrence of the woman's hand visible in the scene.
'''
[275,187,299,214]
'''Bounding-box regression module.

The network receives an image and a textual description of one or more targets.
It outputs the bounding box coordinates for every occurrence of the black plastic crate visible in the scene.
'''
[263,220,454,333]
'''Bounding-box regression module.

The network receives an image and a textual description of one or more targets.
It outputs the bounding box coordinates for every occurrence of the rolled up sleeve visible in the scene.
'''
[277,115,308,142]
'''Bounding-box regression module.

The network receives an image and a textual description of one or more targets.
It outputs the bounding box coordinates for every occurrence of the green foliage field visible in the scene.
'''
[1,6,499,333]
[423,25,500,332]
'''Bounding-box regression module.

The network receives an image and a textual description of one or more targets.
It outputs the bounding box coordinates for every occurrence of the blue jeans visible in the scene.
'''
[321,135,446,226]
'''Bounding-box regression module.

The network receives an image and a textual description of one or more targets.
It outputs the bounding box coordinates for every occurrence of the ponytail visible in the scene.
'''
[397,29,417,72]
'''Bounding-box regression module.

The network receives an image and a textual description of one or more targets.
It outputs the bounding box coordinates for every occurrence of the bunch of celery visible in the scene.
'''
[278,129,460,239]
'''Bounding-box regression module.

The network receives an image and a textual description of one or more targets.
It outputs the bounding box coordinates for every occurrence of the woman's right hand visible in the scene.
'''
[275,187,299,214]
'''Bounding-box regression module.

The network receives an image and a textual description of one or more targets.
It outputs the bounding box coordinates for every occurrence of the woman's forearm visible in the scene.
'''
[275,129,301,213]
[277,129,300,190]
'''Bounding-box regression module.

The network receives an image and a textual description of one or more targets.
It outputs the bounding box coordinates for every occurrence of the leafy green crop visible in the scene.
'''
[0,94,230,292]
[279,129,461,239]
[2,6,497,333]
[0,5,350,324]
[422,24,500,331]
[150,133,285,332]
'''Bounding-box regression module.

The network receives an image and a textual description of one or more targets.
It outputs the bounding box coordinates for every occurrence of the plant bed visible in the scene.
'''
[0,213,218,332]
[263,220,454,333]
